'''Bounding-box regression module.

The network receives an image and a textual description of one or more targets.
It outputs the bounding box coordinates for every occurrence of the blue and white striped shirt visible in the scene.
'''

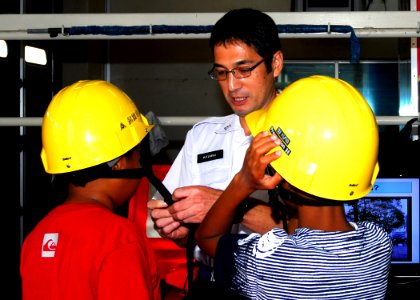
[215,222,392,299]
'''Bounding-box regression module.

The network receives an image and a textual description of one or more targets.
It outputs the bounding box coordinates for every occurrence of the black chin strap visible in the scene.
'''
[266,166,288,232]
[101,167,174,205]
[70,165,196,294]
[67,165,173,206]
[114,168,195,297]
[268,186,288,233]
[119,167,194,297]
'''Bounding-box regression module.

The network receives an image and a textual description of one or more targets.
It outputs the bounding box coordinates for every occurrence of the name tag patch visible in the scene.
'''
[197,150,223,163]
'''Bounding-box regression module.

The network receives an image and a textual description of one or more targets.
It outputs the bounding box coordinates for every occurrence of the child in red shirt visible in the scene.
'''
[21,80,161,300]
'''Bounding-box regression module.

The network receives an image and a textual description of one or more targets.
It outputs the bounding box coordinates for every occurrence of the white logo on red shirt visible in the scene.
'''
[42,233,59,258]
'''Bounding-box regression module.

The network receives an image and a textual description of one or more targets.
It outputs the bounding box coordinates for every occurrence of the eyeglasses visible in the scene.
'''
[208,57,266,81]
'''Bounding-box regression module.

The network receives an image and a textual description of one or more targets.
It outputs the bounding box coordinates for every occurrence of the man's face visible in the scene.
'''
[212,41,283,117]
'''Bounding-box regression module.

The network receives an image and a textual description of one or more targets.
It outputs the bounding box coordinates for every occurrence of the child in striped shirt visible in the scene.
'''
[196,75,392,300]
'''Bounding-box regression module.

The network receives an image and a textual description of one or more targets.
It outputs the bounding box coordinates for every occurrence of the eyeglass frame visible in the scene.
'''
[207,57,268,81]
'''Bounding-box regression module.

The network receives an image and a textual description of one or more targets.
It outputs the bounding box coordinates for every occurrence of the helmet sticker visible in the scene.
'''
[121,110,141,131]
[270,125,291,155]
[127,110,140,125]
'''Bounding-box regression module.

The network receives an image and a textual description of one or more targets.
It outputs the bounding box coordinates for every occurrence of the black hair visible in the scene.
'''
[265,165,346,207]
[276,185,346,207]
[209,8,281,73]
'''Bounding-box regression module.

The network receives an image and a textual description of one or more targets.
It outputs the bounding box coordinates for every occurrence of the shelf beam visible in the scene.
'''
[1,12,420,40]
[0,116,417,127]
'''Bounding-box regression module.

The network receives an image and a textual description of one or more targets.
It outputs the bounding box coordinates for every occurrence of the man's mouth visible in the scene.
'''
[232,96,247,104]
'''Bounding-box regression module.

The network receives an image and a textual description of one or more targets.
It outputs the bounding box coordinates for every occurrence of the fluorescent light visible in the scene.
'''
[0,40,7,58]
[25,45,47,65]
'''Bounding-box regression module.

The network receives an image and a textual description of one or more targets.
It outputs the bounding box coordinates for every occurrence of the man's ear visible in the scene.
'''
[272,50,283,78]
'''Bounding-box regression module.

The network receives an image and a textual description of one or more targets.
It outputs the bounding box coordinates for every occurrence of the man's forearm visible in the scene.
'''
[241,203,282,234]
[196,174,254,257]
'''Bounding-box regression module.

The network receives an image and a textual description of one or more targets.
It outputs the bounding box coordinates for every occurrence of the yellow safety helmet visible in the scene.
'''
[246,75,379,201]
[41,80,154,174]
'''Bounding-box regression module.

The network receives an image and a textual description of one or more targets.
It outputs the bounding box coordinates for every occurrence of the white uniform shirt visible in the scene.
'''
[163,114,251,193]
[161,114,255,265]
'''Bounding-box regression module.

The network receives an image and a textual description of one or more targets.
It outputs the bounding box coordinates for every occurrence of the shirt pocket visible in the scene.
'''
[197,164,230,189]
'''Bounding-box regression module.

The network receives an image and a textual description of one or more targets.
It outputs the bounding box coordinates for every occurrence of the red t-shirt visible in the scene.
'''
[21,203,160,300]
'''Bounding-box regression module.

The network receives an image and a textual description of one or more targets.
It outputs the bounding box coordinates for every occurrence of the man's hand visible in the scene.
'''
[147,186,222,244]
[196,132,282,257]
[169,186,223,223]
[147,199,189,244]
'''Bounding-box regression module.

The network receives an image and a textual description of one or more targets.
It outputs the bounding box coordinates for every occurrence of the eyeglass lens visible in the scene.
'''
[209,57,266,81]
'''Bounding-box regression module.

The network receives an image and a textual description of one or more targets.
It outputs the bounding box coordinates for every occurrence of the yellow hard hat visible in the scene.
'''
[41,80,154,174]
[246,75,379,201]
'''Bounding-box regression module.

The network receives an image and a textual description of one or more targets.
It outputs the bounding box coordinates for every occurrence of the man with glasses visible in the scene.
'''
[148,8,283,298]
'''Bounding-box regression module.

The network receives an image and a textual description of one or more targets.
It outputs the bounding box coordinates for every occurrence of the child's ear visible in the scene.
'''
[111,157,125,170]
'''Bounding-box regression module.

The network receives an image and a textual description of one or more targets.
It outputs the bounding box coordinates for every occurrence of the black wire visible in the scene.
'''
[185,225,198,298]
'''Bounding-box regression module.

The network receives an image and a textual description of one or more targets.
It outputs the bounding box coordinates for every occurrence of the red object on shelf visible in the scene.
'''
[128,165,187,290]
